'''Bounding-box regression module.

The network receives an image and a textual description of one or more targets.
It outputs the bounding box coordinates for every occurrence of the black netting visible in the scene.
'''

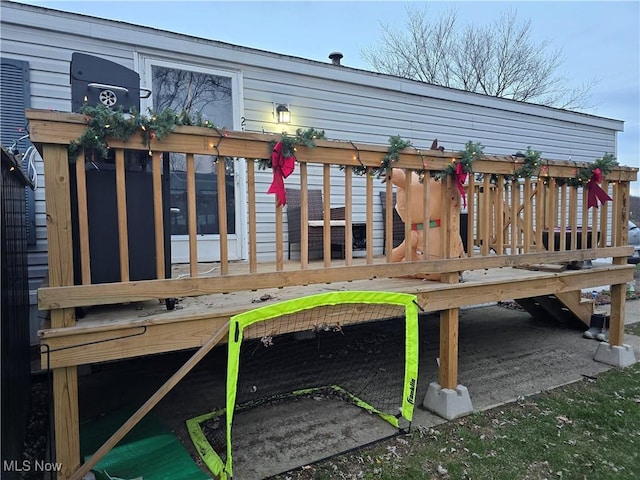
[199,301,409,473]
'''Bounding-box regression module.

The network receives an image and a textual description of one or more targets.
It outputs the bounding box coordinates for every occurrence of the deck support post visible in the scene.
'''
[595,182,636,368]
[53,366,80,480]
[41,144,81,479]
[423,307,473,419]
[423,177,473,419]
[594,281,636,367]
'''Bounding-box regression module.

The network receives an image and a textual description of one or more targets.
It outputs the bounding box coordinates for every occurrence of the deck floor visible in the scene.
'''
[67,261,606,328]
[69,261,570,327]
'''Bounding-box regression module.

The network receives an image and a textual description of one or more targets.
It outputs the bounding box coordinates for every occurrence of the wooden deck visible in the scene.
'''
[25,109,637,480]
[39,258,633,369]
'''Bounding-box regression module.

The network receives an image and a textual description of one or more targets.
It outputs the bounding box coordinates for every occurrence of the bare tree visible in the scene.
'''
[362,7,596,110]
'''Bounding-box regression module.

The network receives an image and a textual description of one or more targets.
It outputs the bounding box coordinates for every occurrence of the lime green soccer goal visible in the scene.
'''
[187,291,419,479]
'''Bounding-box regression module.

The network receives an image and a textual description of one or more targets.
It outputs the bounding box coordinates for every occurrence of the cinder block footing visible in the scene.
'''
[423,382,473,420]
[594,343,637,368]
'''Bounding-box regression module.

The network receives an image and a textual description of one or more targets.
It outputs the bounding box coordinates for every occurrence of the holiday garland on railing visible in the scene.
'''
[68,103,223,161]
[375,135,413,177]
[257,128,326,206]
[68,106,621,210]
[563,153,617,208]
[256,128,326,171]
[445,141,483,208]
[511,146,543,180]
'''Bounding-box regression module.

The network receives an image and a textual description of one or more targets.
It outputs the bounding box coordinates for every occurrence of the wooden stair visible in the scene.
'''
[516,290,595,328]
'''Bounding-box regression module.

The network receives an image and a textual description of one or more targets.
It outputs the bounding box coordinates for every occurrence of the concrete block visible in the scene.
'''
[594,343,637,368]
[423,382,473,420]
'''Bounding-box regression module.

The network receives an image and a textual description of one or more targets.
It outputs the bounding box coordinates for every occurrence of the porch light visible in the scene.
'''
[275,103,290,124]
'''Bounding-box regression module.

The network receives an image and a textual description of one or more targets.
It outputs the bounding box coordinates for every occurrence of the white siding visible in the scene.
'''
[0,1,624,289]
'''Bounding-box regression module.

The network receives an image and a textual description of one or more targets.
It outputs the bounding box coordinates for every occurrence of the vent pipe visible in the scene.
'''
[328,52,344,66]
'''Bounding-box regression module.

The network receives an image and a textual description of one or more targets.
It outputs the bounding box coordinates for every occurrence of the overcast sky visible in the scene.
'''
[14,0,640,195]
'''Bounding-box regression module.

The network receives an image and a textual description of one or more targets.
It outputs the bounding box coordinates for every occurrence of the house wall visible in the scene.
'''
[0,1,624,341]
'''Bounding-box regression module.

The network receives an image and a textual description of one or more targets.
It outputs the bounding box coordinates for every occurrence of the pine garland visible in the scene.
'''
[378,135,412,176]
[455,141,483,173]
[68,107,620,190]
[68,104,137,160]
[564,153,618,187]
[68,103,223,161]
[433,141,482,180]
[512,147,543,179]
[256,128,326,170]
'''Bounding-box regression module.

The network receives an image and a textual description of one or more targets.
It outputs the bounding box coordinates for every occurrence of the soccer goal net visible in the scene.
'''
[187,291,419,479]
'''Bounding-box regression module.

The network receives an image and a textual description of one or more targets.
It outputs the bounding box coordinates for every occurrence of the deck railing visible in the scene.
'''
[27,109,637,313]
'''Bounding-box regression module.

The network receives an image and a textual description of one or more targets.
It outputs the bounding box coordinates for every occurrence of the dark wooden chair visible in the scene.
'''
[286,188,346,259]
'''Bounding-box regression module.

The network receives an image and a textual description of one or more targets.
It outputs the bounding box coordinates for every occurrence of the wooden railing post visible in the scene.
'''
[42,144,80,479]
[609,181,630,347]
[439,176,461,389]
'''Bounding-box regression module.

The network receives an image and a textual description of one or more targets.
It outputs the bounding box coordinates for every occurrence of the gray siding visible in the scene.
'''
[0,1,624,303]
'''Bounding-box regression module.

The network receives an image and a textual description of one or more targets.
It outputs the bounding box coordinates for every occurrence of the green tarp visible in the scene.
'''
[80,407,208,480]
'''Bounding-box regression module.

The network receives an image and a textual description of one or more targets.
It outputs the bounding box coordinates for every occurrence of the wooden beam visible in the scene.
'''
[186,153,198,277]
[422,171,431,258]
[523,179,532,253]
[609,283,626,346]
[247,159,258,273]
[41,315,230,368]
[438,177,461,389]
[74,152,91,284]
[115,149,129,282]
[300,164,309,267]
[323,165,332,267]
[609,180,631,346]
[53,365,80,480]
[366,171,374,264]
[152,153,165,279]
[555,291,594,326]
[68,321,230,480]
[466,175,475,257]
[42,144,74,289]
[38,248,634,310]
[217,158,229,275]
[384,177,393,261]
[439,308,459,389]
[275,200,284,271]
[41,143,80,479]
[344,168,353,265]
[417,266,633,312]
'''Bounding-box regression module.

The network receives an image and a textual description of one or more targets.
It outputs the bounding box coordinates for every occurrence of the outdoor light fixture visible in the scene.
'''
[275,103,291,123]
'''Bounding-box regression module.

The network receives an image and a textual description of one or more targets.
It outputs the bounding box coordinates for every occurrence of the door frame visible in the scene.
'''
[137,55,248,264]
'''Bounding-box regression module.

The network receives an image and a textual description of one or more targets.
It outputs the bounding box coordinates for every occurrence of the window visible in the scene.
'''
[141,58,245,262]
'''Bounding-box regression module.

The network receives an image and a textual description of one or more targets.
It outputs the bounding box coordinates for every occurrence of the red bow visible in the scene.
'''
[267,141,296,207]
[586,168,612,209]
[455,162,468,209]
